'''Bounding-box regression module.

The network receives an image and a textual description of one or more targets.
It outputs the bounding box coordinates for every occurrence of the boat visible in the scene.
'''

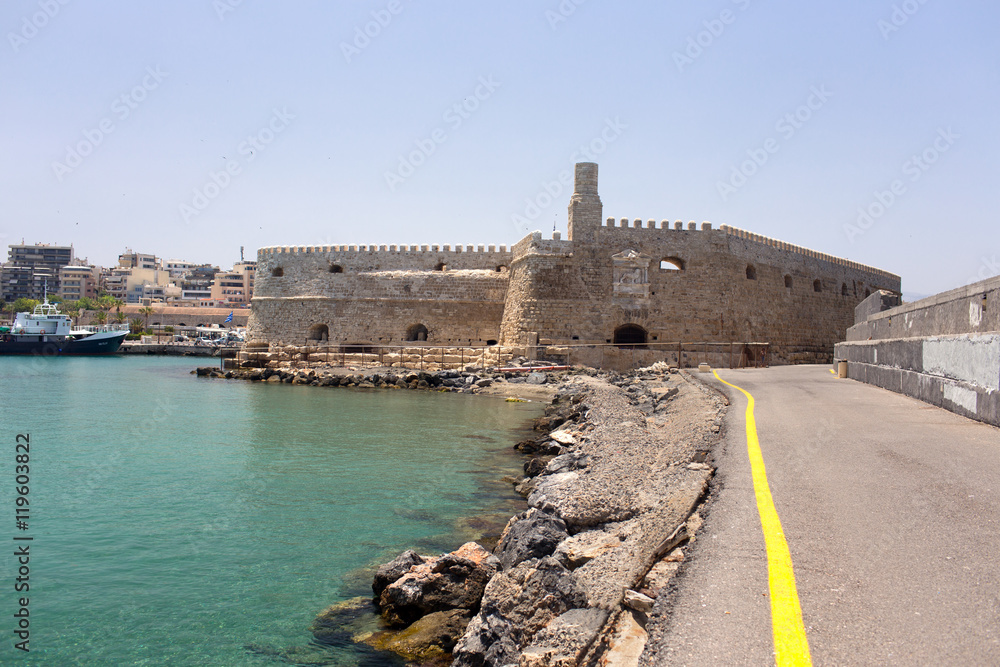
[0,298,129,356]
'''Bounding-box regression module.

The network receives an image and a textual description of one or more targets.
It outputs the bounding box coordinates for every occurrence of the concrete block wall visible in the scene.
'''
[846,276,999,341]
[835,275,1000,427]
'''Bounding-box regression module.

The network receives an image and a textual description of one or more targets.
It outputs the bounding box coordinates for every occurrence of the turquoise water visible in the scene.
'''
[0,356,539,665]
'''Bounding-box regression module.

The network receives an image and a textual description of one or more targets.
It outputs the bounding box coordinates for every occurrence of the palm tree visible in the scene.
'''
[97,295,114,316]
[138,305,156,332]
[93,311,108,325]
[112,298,125,315]
[113,311,128,324]
[129,318,145,335]
[63,306,80,326]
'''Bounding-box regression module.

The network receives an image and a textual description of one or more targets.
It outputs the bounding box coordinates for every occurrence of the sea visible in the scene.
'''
[0,355,541,666]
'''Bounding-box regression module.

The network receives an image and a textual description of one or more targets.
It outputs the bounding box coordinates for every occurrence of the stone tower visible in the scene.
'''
[567,162,602,242]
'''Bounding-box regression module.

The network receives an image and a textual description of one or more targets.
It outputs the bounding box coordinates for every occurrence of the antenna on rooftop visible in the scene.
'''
[240,245,244,262]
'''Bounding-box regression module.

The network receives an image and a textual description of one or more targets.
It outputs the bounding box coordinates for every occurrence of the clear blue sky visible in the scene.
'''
[2,0,997,297]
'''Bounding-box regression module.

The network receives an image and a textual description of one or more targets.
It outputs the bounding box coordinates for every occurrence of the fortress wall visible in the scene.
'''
[500,220,900,363]
[255,244,512,300]
[248,296,506,346]
[249,245,510,344]
[498,250,611,346]
[248,163,902,366]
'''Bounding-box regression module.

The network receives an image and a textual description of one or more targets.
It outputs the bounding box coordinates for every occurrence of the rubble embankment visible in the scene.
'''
[193,362,561,400]
[197,361,727,665]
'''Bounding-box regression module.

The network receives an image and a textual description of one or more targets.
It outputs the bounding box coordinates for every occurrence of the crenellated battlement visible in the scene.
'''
[602,217,713,231]
[594,216,898,282]
[718,224,899,282]
[259,243,510,256]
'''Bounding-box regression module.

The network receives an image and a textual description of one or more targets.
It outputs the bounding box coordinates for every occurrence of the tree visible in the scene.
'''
[11,298,39,314]
[138,305,156,331]
[97,295,115,313]
[93,311,108,325]
[129,318,145,335]
[112,298,125,314]
[76,297,96,311]
[113,311,128,324]
[63,306,80,326]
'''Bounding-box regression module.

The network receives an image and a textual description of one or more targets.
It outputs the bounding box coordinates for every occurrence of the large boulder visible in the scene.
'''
[379,542,500,627]
[363,608,473,662]
[451,557,588,666]
[494,509,569,571]
[373,549,425,599]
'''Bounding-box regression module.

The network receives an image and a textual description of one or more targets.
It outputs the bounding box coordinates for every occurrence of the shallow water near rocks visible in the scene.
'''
[0,356,539,665]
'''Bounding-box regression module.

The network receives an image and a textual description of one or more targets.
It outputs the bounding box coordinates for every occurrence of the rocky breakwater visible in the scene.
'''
[193,360,558,396]
[364,365,727,665]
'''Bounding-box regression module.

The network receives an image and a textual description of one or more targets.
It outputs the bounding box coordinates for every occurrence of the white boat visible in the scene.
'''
[0,299,129,356]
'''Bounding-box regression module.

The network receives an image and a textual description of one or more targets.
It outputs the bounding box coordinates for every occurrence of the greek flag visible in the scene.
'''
[224,311,233,323]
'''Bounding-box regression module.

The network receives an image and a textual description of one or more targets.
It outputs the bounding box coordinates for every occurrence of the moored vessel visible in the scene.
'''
[0,299,129,355]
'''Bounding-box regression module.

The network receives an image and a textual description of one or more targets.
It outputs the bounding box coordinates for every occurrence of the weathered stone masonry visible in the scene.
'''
[248,163,900,365]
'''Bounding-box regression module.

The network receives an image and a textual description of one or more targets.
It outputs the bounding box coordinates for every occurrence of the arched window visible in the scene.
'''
[841,283,849,296]
[813,279,822,293]
[328,264,343,273]
[434,262,447,272]
[746,265,757,280]
[271,267,284,277]
[308,323,329,341]
[613,324,648,349]
[406,323,429,342]
[784,275,793,289]
[659,257,685,271]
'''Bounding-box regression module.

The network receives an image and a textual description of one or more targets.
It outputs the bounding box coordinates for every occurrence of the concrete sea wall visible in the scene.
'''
[835,276,1000,426]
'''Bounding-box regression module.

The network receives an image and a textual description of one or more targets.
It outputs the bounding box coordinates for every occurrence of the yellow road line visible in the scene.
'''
[713,370,813,667]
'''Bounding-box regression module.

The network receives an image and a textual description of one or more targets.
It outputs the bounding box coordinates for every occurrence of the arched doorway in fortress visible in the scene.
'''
[613,324,648,349]
[405,323,429,342]
[308,323,329,341]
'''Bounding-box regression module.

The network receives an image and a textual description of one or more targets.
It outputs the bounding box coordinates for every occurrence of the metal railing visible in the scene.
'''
[75,324,131,333]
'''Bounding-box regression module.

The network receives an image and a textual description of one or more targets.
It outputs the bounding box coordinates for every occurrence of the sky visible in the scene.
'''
[2,0,997,298]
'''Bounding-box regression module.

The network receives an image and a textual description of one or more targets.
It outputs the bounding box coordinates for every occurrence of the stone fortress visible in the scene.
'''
[247,163,901,368]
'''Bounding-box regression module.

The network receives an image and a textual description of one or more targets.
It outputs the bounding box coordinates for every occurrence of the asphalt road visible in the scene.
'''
[646,365,1000,666]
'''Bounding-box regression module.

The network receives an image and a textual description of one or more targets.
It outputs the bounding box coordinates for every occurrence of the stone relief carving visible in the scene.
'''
[612,249,651,298]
